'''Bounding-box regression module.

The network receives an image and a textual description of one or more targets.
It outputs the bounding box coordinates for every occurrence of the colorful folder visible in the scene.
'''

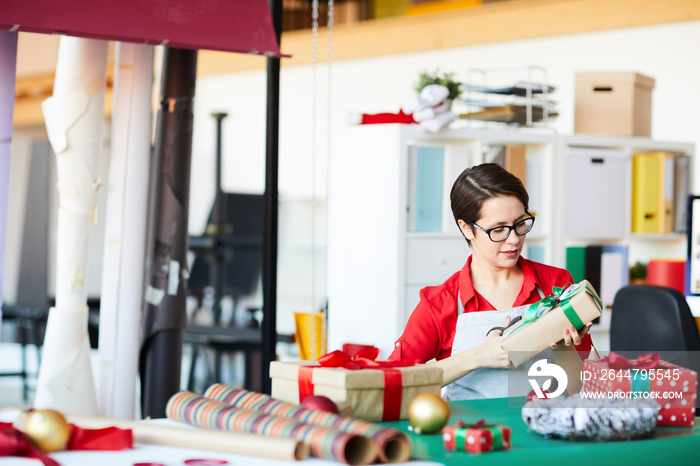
[631,151,675,234]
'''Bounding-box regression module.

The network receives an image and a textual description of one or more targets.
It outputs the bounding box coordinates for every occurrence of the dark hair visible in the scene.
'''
[450,163,529,246]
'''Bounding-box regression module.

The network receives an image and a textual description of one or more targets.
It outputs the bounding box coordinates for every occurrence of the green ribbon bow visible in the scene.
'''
[510,283,601,334]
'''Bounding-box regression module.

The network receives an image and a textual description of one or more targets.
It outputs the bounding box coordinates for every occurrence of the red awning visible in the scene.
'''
[0,0,282,57]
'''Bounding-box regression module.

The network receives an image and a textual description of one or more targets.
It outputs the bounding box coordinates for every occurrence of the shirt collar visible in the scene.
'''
[458,255,543,308]
[518,256,540,301]
[458,255,476,308]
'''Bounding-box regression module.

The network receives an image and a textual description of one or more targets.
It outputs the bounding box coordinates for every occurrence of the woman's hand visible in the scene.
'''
[474,316,512,369]
[550,321,593,349]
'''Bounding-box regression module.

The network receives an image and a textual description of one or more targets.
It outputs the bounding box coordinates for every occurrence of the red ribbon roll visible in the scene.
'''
[67,424,133,451]
[298,348,419,421]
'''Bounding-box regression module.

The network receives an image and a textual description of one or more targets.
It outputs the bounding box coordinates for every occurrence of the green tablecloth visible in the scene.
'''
[380,397,700,466]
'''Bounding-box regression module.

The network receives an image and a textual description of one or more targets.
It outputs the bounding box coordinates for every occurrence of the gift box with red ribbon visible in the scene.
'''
[442,420,511,453]
[501,280,602,367]
[580,352,698,427]
[269,348,443,422]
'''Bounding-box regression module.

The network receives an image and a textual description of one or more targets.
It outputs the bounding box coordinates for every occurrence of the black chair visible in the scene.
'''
[0,305,49,401]
[188,192,265,323]
[611,284,700,414]
[184,192,266,393]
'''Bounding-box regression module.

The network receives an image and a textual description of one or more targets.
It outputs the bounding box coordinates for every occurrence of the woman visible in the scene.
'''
[389,163,593,400]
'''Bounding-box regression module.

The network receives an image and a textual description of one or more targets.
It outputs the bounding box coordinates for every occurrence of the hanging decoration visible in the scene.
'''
[296,0,334,361]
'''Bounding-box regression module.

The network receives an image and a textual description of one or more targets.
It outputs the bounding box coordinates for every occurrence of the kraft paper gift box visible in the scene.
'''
[269,351,443,422]
[501,280,603,367]
[574,71,655,137]
[580,353,698,427]
[442,420,512,453]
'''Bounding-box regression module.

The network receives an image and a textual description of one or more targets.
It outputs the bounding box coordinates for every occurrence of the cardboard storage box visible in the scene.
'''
[574,72,655,137]
[269,360,443,422]
[501,280,602,367]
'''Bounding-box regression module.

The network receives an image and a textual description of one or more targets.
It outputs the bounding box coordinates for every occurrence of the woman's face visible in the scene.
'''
[459,195,528,269]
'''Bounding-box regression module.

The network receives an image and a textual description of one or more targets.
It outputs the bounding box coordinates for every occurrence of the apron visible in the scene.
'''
[443,285,555,401]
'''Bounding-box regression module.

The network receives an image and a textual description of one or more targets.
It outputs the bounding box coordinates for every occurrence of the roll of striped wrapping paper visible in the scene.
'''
[166,392,376,465]
[204,384,411,464]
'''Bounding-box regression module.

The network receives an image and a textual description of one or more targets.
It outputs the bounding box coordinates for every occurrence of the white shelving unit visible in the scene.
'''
[556,134,694,350]
[327,125,694,357]
[556,133,694,263]
[328,125,558,357]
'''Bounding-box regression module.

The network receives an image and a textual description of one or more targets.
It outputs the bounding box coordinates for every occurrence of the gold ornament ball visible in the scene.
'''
[408,393,450,434]
[24,409,71,452]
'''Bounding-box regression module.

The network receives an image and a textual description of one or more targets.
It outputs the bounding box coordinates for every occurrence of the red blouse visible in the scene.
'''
[389,255,593,362]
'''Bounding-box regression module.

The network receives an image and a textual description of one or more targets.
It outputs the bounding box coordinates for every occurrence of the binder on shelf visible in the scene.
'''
[674,154,690,233]
[585,245,603,295]
[600,245,628,329]
[584,245,603,326]
[526,157,543,236]
[488,144,527,184]
[572,244,628,326]
[565,246,587,284]
[601,245,628,306]
[408,146,444,232]
[631,151,675,234]
[505,145,527,185]
[526,244,546,263]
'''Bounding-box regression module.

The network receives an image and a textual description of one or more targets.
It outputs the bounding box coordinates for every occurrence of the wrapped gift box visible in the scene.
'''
[502,280,602,367]
[442,421,511,453]
[269,359,443,422]
[580,355,698,427]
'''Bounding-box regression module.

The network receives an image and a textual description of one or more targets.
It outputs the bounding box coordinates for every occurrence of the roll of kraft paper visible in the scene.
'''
[68,415,308,461]
[166,392,376,465]
[204,384,411,464]
[647,259,686,295]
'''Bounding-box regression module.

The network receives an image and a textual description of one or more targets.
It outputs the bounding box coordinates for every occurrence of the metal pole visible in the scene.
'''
[262,0,283,395]
[209,112,228,326]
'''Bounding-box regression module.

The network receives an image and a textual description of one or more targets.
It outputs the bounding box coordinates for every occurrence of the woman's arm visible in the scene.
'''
[429,316,512,386]
[389,287,452,363]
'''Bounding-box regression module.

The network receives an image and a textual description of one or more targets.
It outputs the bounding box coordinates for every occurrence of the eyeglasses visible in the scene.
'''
[470,215,535,242]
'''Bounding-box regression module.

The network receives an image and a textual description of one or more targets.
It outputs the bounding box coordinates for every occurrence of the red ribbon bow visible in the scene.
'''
[601,352,661,370]
[317,348,418,370]
[299,348,418,421]
[455,419,487,428]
